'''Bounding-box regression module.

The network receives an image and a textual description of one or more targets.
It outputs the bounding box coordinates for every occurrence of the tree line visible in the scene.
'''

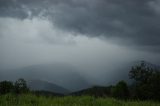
[0,61,160,100]
[0,78,29,94]
[72,61,160,100]
[111,61,160,100]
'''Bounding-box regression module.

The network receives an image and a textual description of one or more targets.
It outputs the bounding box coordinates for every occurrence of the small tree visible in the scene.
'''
[0,81,14,94]
[111,81,129,99]
[129,61,160,100]
[14,78,29,94]
[129,62,153,84]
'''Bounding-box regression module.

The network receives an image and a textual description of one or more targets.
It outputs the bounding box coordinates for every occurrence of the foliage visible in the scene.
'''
[111,81,129,99]
[0,94,159,106]
[0,78,29,95]
[0,81,14,94]
[0,61,160,101]
[32,90,64,97]
[129,61,160,100]
[14,78,29,94]
[72,86,112,97]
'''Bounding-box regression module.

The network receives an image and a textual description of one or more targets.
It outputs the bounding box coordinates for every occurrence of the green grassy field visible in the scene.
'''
[0,94,159,106]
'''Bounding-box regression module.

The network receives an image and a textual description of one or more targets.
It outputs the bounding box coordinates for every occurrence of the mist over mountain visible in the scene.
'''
[27,80,70,94]
[1,60,159,93]
[0,63,90,91]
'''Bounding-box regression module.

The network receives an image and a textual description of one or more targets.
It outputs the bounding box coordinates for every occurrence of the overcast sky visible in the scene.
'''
[0,0,160,85]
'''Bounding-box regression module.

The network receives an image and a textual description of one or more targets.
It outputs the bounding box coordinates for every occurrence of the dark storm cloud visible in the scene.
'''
[1,0,160,90]
[0,0,160,46]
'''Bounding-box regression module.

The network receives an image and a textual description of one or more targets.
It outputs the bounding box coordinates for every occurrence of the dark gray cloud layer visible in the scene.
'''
[0,0,160,47]
[1,0,160,89]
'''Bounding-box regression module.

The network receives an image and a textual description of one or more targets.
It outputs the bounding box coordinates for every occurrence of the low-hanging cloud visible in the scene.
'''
[0,0,160,88]
[0,0,160,48]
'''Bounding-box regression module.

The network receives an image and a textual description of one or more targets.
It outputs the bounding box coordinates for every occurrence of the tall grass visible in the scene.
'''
[0,94,159,106]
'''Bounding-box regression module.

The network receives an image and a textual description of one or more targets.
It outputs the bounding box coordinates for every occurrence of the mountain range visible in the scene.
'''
[0,63,90,92]
[27,80,70,94]
[0,61,159,94]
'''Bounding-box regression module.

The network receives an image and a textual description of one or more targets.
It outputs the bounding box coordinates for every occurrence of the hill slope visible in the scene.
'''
[27,80,70,94]
[71,86,112,97]
[0,63,90,91]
